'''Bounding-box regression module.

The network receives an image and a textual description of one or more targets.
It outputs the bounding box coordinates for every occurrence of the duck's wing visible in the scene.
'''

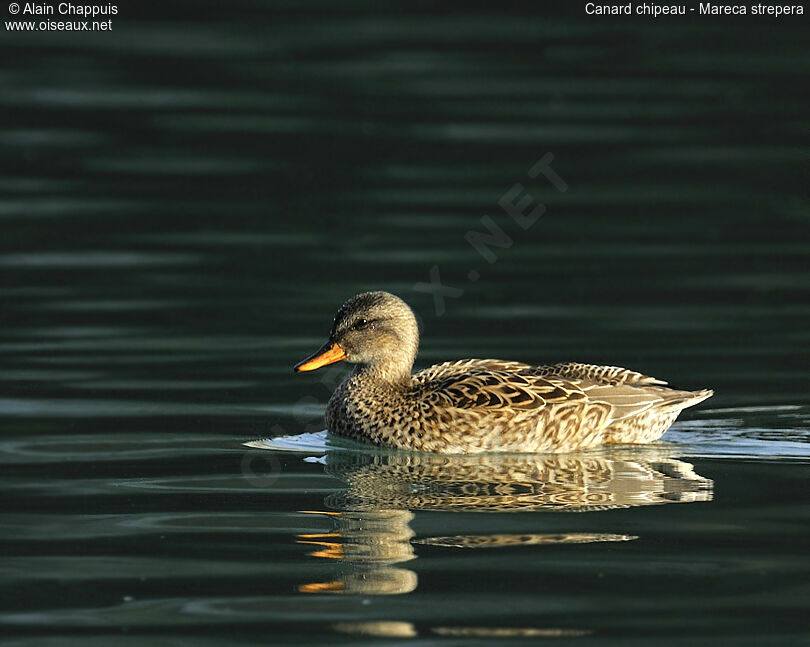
[412,360,684,422]
[412,361,584,412]
[581,382,713,420]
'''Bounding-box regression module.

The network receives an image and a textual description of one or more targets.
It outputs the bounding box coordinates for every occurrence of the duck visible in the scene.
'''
[294,291,713,453]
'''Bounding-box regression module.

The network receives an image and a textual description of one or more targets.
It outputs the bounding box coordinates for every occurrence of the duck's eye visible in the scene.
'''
[352,318,369,331]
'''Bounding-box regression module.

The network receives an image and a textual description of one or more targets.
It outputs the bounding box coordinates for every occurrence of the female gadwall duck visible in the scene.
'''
[294,291,712,453]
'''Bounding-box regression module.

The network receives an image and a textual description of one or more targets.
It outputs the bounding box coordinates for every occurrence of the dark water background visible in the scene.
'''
[2,2,809,645]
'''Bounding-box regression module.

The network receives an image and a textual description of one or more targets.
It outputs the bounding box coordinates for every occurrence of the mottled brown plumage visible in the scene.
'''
[294,291,713,453]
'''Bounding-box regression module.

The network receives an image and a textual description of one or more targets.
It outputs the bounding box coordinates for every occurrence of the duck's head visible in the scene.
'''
[294,291,419,380]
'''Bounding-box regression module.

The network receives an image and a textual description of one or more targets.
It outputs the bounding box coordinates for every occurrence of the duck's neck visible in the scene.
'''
[352,358,413,386]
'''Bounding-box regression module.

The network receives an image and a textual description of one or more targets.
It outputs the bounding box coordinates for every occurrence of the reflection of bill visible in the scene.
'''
[297,509,417,595]
[296,447,712,596]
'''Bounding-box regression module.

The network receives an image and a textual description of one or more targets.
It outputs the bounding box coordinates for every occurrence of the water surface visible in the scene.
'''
[1,2,809,645]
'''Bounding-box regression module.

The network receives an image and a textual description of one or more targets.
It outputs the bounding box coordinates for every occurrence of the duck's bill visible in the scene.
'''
[294,341,347,372]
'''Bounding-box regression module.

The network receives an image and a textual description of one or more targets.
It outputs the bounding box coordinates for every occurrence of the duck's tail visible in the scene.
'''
[663,388,714,411]
[603,387,713,445]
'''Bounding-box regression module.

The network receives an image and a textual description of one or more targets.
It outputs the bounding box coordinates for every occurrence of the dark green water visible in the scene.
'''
[2,2,809,645]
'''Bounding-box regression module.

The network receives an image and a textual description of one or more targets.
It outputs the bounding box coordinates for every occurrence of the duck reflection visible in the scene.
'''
[295,446,712,596]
